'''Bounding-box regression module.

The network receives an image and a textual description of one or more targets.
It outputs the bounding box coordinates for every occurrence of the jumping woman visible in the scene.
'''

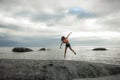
[60,32,76,58]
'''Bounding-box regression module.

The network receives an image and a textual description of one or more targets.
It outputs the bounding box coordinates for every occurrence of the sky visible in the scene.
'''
[0,0,120,47]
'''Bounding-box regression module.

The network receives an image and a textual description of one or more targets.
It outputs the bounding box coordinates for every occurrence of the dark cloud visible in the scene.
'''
[29,13,64,22]
[92,0,120,16]
[0,24,22,31]
[0,35,59,47]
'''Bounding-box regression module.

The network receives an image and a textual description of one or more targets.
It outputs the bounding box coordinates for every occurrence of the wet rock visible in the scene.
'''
[39,48,46,51]
[93,48,107,51]
[12,47,33,52]
[39,48,51,51]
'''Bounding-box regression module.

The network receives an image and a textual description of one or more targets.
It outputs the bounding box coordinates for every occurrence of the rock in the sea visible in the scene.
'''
[39,48,51,51]
[39,48,46,51]
[93,48,107,51]
[12,47,33,52]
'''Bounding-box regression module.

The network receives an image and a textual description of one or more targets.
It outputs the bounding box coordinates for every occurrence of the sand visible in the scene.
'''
[0,59,120,80]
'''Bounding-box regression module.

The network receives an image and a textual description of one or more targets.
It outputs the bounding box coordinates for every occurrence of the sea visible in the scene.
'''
[0,46,120,65]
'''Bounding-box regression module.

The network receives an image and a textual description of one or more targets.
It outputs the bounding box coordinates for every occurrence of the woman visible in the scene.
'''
[60,32,76,58]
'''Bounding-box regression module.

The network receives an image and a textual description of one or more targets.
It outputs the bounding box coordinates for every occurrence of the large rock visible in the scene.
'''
[12,47,33,52]
[0,60,120,80]
[93,48,107,51]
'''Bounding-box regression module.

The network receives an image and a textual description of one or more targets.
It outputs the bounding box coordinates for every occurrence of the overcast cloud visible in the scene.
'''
[0,0,120,47]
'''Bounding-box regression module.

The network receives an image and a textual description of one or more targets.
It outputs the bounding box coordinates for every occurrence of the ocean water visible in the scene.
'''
[0,46,120,65]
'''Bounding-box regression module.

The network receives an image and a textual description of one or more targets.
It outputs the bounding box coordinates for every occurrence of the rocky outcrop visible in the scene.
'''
[12,47,33,52]
[0,59,120,80]
[93,48,107,51]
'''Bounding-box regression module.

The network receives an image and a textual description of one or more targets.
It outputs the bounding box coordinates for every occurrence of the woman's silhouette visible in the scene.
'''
[60,32,76,58]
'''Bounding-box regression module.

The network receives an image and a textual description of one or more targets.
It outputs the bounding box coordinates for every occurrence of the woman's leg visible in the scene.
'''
[69,46,76,55]
[64,46,67,58]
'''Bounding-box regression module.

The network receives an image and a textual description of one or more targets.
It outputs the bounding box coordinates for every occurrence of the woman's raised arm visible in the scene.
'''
[66,32,72,39]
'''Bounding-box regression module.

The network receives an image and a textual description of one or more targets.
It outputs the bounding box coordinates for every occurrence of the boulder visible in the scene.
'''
[39,48,51,51]
[93,48,107,51]
[39,48,46,51]
[12,47,33,52]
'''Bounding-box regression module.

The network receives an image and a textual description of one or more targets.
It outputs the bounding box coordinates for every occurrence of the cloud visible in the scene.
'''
[0,0,120,46]
[96,12,120,31]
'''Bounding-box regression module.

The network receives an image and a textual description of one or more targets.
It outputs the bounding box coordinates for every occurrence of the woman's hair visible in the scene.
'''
[61,36,65,41]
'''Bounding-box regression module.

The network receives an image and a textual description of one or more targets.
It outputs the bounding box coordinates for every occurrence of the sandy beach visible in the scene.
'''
[0,59,120,80]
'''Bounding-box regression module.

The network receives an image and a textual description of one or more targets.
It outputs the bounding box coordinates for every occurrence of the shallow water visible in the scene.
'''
[0,46,120,65]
